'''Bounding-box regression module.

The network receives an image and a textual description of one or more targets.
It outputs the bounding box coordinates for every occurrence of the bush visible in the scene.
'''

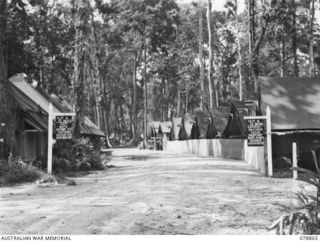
[269,150,320,234]
[0,158,42,186]
[53,138,105,171]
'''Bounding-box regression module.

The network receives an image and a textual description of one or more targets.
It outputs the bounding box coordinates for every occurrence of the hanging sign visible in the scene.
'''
[247,119,264,146]
[55,116,73,140]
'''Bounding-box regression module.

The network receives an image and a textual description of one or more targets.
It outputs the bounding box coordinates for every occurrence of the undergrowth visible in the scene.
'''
[0,158,44,186]
[269,150,320,234]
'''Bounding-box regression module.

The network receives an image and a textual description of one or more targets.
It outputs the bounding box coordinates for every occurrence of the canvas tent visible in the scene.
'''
[170,117,182,140]
[211,106,229,136]
[221,100,258,139]
[178,113,197,140]
[7,73,104,161]
[159,121,172,146]
[258,76,320,171]
[193,110,217,139]
[159,122,172,135]
[147,121,161,139]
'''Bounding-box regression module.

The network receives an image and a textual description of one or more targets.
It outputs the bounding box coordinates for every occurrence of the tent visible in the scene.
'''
[194,110,217,139]
[258,76,320,171]
[159,122,172,135]
[178,113,196,140]
[211,106,229,135]
[7,73,105,160]
[147,121,161,139]
[221,100,258,139]
[170,117,182,140]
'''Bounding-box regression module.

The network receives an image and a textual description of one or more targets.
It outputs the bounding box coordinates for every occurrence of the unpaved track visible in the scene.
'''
[0,149,308,235]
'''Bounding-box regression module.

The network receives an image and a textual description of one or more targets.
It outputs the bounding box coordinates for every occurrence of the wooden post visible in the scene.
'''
[292,142,298,179]
[266,106,273,177]
[47,102,53,174]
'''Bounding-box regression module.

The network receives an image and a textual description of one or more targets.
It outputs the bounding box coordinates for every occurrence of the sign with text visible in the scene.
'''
[247,119,264,146]
[55,116,73,140]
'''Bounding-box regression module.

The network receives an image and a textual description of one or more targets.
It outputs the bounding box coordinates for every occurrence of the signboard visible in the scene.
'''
[247,119,264,146]
[55,116,73,140]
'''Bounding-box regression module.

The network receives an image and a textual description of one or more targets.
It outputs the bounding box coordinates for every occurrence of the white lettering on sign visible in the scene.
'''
[247,119,265,146]
[55,116,73,140]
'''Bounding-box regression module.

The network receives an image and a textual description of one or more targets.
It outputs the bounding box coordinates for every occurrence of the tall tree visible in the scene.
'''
[206,0,216,108]
[309,0,315,76]
[0,0,19,160]
[72,0,90,139]
[197,4,205,110]
[291,0,299,76]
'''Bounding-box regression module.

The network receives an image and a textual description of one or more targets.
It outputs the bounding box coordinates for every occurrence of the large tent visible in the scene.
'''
[211,106,229,136]
[147,121,161,139]
[258,76,320,171]
[170,117,182,140]
[193,110,217,139]
[159,121,172,135]
[178,113,197,140]
[221,100,258,139]
[6,73,104,161]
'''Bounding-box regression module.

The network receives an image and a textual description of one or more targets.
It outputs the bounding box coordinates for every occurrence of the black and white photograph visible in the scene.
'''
[0,0,320,239]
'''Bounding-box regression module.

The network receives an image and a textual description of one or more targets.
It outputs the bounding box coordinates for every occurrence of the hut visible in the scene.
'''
[258,76,320,171]
[193,110,217,139]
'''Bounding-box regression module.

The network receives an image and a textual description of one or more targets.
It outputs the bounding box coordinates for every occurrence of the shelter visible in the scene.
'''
[159,121,172,146]
[193,110,217,139]
[159,122,172,135]
[178,113,197,140]
[211,106,229,136]
[170,117,182,140]
[147,121,161,139]
[258,76,320,171]
[7,73,104,161]
[221,100,258,139]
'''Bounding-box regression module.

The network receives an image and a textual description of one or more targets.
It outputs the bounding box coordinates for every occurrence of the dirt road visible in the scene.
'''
[0,149,309,235]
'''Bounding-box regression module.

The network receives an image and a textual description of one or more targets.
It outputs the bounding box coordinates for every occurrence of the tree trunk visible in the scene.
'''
[185,89,189,113]
[0,0,17,160]
[291,0,299,76]
[199,6,204,110]
[309,0,315,77]
[280,33,285,77]
[132,52,137,139]
[207,0,215,108]
[90,10,112,147]
[177,85,181,115]
[73,0,88,139]
[248,0,258,89]
[280,0,286,77]
[235,0,243,101]
[143,35,147,145]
